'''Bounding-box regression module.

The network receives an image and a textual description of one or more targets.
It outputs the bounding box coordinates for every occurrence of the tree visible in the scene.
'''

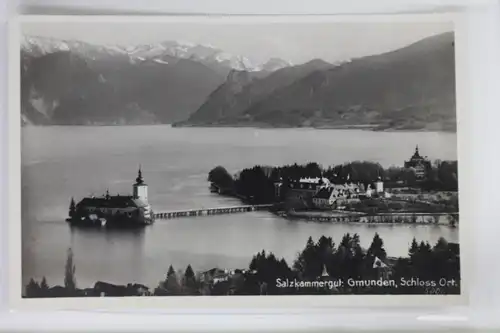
[339,233,352,249]
[69,198,76,218]
[351,233,361,249]
[293,237,323,280]
[328,161,384,184]
[183,265,197,292]
[25,278,40,298]
[64,248,77,292]
[249,250,292,294]
[402,168,417,186]
[409,237,419,258]
[386,166,405,182]
[433,237,448,252]
[234,166,276,203]
[349,234,365,279]
[184,265,195,280]
[165,265,180,294]
[437,161,458,191]
[367,233,387,260]
[40,276,49,292]
[208,166,234,191]
[305,162,322,178]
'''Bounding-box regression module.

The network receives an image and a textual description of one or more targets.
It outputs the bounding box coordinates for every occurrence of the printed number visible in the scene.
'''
[425,287,442,295]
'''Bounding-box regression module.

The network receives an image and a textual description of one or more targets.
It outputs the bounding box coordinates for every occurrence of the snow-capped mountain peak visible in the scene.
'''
[21,35,292,72]
[261,57,293,72]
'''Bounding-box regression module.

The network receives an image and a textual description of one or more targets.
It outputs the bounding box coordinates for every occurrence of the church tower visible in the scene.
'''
[375,176,384,193]
[375,170,384,193]
[133,167,148,203]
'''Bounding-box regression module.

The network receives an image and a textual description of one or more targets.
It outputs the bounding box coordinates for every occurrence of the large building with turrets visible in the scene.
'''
[404,146,432,181]
[68,168,154,227]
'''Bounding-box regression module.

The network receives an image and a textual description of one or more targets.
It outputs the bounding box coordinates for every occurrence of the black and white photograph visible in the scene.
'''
[14,15,461,303]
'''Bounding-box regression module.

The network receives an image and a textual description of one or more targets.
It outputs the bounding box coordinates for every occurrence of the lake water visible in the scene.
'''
[21,125,459,288]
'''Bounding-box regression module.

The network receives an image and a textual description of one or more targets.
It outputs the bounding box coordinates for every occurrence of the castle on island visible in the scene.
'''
[67,168,154,227]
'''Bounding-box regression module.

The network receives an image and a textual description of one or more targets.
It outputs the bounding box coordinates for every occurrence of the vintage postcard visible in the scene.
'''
[9,14,468,309]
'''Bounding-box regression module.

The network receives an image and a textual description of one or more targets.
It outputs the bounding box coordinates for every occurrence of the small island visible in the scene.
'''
[208,146,458,226]
[66,168,155,228]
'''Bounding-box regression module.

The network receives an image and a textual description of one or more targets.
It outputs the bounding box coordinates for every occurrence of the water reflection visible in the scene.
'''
[66,225,147,286]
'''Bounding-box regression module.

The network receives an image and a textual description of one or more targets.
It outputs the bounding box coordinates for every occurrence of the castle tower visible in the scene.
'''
[133,167,148,203]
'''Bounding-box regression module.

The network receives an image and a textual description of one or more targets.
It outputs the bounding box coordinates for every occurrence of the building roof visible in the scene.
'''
[412,146,422,159]
[290,182,318,190]
[314,187,334,199]
[408,145,430,162]
[77,195,143,209]
[344,183,360,191]
[135,167,145,185]
[299,177,330,184]
[331,183,362,191]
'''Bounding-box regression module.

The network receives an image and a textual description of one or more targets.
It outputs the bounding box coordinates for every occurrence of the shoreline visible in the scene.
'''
[22,123,458,134]
[172,122,457,133]
[277,211,457,227]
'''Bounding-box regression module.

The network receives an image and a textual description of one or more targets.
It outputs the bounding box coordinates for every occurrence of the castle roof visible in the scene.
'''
[77,195,146,209]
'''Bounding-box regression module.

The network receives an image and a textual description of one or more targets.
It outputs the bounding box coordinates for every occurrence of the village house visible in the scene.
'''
[364,177,389,198]
[279,172,393,210]
[93,281,150,297]
[312,177,392,209]
[312,182,365,209]
[286,177,330,207]
[199,268,232,285]
[312,187,336,208]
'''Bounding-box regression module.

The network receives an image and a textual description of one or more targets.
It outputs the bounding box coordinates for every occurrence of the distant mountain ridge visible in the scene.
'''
[22,35,292,72]
[21,35,294,126]
[21,48,227,125]
[177,32,456,132]
[21,33,456,131]
[179,59,334,125]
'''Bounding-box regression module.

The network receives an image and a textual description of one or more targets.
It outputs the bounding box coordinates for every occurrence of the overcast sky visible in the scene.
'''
[22,21,453,64]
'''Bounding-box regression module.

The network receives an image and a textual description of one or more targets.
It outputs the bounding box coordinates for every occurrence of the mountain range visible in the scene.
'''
[178,32,456,131]
[21,33,456,131]
[21,36,290,125]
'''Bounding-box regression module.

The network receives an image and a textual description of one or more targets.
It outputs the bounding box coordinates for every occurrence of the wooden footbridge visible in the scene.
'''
[153,204,274,220]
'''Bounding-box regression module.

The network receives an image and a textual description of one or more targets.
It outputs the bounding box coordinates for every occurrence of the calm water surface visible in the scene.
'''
[22,125,459,287]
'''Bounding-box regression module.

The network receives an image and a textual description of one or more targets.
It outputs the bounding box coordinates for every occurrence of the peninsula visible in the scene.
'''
[208,146,458,225]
